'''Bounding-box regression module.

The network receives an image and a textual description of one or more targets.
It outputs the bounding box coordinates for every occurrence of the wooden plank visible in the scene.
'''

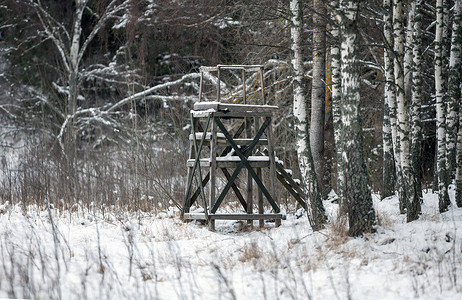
[189,134,268,145]
[213,111,273,118]
[259,149,308,210]
[246,114,253,222]
[266,116,280,226]
[217,64,263,72]
[187,158,270,168]
[209,117,218,214]
[210,214,282,220]
[183,213,282,221]
[200,66,219,72]
[193,102,278,113]
[200,65,263,73]
[276,172,307,210]
[255,117,264,228]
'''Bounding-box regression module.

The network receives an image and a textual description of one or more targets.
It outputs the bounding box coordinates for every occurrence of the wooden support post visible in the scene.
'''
[259,66,265,105]
[257,167,264,228]
[217,67,221,102]
[266,116,280,226]
[199,72,204,102]
[255,117,264,228]
[246,115,253,226]
[243,70,247,105]
[209,115,217,231]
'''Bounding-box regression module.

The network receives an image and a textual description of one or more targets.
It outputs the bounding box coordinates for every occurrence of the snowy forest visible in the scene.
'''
[0,0,462,299]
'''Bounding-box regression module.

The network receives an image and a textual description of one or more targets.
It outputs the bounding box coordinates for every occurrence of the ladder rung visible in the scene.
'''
[187,156,270,168]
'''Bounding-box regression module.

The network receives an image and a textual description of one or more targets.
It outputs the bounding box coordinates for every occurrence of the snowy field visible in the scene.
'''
[0,191,461,300]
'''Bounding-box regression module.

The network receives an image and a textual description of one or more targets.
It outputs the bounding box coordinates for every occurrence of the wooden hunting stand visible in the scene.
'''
[181,65,307,230]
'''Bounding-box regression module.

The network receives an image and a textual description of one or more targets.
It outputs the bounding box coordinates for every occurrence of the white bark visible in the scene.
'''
[339,0,375,236]
[310,0,326,194]
[404,2,415,96]
[383,0,396,198]
[290,0,325,228]
[435,0,450,212]
[291,0,309,184]
[447,0,462,178]
[409,0,423,221]
[453,0,462,207]
[331,0,344,203]
[394,0,411,213]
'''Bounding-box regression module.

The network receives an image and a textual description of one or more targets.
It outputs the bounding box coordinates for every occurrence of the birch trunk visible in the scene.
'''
[409,0,423,222]
[382,0,396,199]
[447,0,462,180]
[310,0,327,198]
[404,3,415,97]
[331,0,345,211]
[394,0,412,214]
[435,0,450,212]
[339,0,375,236]
[452,0,462,207]
[290,0,326,229]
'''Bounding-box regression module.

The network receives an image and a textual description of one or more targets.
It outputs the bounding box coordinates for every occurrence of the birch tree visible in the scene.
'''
[451,0,462,207]
[394,0,414,214]
[330,0,345,212]
[382,0,396,199]
[339,0,375,236]
[409,0,423,221]
[290,0,326,230]
[310,0,327,197]
[435,0,450,212]
[447,0,462,181]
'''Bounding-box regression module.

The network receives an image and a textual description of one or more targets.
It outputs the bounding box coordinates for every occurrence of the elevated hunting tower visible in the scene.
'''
[181,65,307,230]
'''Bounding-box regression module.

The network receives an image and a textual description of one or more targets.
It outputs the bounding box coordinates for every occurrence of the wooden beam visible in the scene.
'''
[183,213,283,221]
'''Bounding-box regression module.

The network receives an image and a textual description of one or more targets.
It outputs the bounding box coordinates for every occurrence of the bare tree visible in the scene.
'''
[290,0,326,230]
[330,0,345,212]
[409,0,423,221]
[435,0,450,212]
[338,0,376,236]
[382,0,396,199]
[310,0,327,198]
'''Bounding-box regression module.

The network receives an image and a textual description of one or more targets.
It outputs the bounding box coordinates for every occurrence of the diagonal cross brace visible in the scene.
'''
[186,121,248,210]
[182,113,212,217]
[211,117,280,213]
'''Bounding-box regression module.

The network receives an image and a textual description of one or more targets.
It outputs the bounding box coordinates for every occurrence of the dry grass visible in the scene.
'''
[376,210,394,228]
[238,241,263,263]
[324,214,349,249]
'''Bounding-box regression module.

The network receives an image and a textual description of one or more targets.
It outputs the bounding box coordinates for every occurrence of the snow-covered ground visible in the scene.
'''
[0,191,461,299]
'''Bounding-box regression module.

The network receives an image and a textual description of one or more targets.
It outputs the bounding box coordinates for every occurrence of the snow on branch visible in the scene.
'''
[106,73,201,112]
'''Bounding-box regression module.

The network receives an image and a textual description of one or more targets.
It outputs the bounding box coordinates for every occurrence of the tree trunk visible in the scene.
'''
[290,0,326,230]
[435,0,450,212]
[310,0,327,198]
[394,0,413,214]
[452,0,462,207]
[404,2,415,97]
[339,0,376,236]
[447,0,462,181]
[331,0,345,212]
[382,0,396,199]
[408,0,423,222]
